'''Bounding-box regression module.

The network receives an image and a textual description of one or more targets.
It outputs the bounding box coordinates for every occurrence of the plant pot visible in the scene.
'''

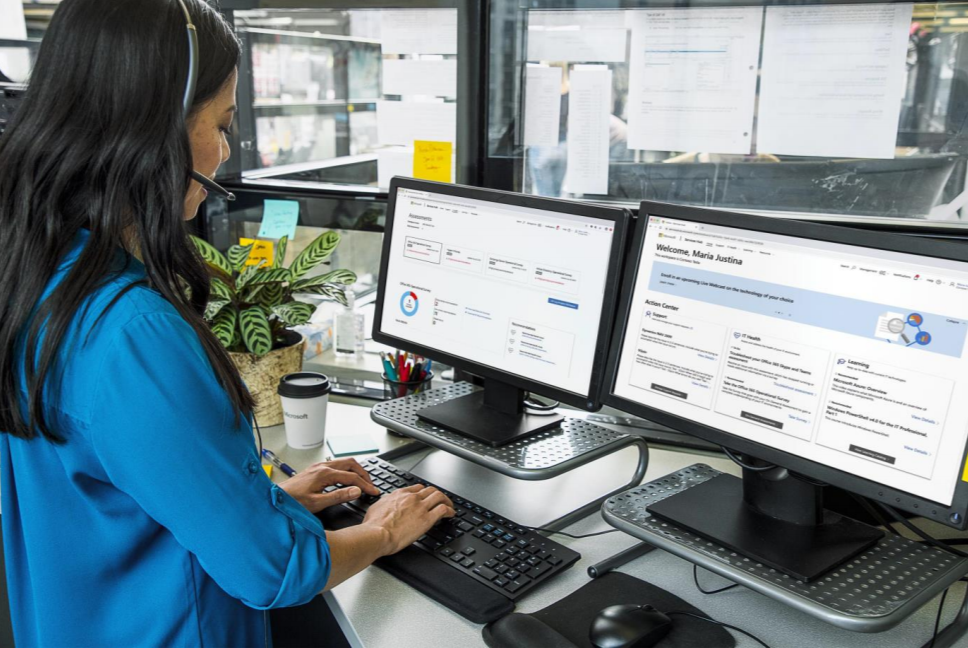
[230,330,304,427]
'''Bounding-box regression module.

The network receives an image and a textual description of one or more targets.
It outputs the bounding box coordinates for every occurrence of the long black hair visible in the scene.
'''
[0,0,254,442]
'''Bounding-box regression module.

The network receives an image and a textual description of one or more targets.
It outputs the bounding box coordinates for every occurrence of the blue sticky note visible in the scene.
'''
[258,200,300,240]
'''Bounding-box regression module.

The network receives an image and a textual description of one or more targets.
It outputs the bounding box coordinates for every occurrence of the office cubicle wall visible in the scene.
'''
[484,0,968,229]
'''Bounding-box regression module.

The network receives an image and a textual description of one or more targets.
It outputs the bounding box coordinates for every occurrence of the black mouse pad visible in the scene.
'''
[483,572,735,648]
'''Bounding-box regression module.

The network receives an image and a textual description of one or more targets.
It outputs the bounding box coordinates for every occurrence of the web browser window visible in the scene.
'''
[380,188,616,395]
[613,215,968,505]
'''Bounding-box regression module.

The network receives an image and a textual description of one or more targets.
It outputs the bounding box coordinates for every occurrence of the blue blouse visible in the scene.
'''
[1,230,331,646]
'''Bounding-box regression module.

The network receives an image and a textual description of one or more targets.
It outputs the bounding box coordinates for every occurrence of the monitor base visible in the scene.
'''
[647,473,882,582]
[417,391,564,446]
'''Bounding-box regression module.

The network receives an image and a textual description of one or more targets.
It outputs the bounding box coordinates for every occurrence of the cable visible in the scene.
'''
[849,493,901,536]
[526,526,620,540]
[666,611,771,648]
[721,446,776,472]
[523,393,560,415]
[252,412,263,459]
[877,503,968,559]
[693,564,739,594]
[929,588,950,648]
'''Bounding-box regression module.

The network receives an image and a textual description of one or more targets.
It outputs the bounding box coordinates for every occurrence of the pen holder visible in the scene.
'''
[383,371,434,401]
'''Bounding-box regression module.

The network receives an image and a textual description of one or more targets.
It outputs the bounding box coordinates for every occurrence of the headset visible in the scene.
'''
[176,0,236,201]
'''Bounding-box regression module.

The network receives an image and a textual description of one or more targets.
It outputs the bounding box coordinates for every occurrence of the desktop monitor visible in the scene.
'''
[604,201,968,581]
[373,178,629,446]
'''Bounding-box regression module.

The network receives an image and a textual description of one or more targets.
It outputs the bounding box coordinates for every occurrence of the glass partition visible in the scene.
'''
[486,1,968,228]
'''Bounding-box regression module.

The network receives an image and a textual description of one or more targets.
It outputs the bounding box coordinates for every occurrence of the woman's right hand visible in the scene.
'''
[361,485,455,556]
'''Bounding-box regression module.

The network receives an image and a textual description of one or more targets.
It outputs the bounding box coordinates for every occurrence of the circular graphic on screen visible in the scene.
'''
[400,291,419,317]
[907,313,924,327]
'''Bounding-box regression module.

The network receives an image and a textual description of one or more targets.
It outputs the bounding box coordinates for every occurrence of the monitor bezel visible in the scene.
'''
[603,200,968,530]
[373,177,630,411]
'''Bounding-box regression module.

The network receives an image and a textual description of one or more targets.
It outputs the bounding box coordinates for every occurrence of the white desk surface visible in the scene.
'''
[262,400,968,648]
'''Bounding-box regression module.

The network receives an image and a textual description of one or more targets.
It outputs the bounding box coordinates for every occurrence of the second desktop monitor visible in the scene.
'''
[372,179,629,446]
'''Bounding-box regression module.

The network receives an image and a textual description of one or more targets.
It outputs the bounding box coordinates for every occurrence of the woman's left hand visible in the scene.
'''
[279,459,380,514]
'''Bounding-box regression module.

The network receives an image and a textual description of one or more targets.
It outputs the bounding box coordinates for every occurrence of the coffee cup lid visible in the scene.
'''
[278,372,331,399]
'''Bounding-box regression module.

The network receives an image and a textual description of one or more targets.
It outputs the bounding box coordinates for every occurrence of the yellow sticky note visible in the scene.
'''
[240,238,275,267]
[263,464,273,478]
[413,140,452,183]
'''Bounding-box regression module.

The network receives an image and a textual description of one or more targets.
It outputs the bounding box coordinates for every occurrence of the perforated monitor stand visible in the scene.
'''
[416,378,564,447]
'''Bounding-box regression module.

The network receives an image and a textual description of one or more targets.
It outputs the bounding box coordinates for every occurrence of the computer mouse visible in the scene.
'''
[589,604,673,648]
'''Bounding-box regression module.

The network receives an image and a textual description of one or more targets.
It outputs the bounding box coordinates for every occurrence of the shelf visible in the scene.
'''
[602,463,968,634]
[371,382,649,482]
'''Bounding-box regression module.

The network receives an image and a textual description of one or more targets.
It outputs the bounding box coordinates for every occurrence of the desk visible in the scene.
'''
[263,401,968,648]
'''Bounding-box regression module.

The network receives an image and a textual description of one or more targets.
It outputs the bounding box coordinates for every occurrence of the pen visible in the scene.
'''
[380,352,398,381]
[261,448,297,477]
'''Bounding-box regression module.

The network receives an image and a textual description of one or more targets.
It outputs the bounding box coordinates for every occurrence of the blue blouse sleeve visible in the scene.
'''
[88,310,331,609]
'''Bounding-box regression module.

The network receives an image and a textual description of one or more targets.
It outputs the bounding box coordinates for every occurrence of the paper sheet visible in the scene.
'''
[527,27,627,63]
[377,147,414,188]
[626,7,763,154]
[564,66,612,195]
[376,100,457,146]
[523,65,563,147]
[380,9,457,55]
[757,3,913,159]
[382,59,457,98]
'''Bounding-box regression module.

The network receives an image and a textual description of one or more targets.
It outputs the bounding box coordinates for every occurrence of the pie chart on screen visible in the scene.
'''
[400,291,419,317]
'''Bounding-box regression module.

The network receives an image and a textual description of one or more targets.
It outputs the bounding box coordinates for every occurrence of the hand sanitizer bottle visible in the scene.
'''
[335,290,361,358]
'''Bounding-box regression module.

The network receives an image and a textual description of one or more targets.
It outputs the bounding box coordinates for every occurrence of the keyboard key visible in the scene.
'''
[494,564,509,574]
[527,556,542,566]
[473,530,486,539]
[454,510,467,519]
[526,546,541,555]
[417,537,442,551]
[493,577,508,588]
[323,486,337,493]
[506,557,520,568]
[504,579,527,594]
[484,559,497,568]
[482,524,495,533]
[439,548,454,557]
[530,562,552,579]
[506,546,519,556]
[458,522,474,532]
[479,535,494,545]
[517,564,531,574]
[494,528,506,536]
[506,570,520,580]
[515,527,528,535]
[474,507,483,514]
[546,555,563,566]
[473,566,498,581]
[516,540,529,549]
[495,553,509,562]
[495,518,507,525]
[536,550,550,560]
[461,558,475,569]
[483,511,494,519]
[469,515,485,526]
[503,534,515,542]
[493,540,507,549]
[366,458,379,464]
[461,547,476,556]
[450,553,464,563]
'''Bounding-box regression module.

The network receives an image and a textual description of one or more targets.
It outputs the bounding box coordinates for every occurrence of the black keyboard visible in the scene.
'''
[326,457,581,600]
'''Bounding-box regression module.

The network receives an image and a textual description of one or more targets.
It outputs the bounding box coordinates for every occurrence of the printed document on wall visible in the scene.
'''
[524,65,563,147]
[757,3,912,159]
[377,101,457,146]
[382,59,457,98]
[626,7,763,154]
[380,9,457,55]
[565,66,611,195]
[527,10,627,62]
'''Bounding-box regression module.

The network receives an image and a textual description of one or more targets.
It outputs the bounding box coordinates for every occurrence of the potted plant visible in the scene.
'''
[191,232,356,426]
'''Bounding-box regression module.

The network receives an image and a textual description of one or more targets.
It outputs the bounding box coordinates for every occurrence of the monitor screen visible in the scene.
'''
[377,184,619,400]
[610,213,968,508]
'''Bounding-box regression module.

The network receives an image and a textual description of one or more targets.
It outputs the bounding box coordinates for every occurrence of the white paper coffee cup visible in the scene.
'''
[278,372,331,449]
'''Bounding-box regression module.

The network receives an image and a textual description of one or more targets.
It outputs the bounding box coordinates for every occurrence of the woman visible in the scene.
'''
[0,0,453,645]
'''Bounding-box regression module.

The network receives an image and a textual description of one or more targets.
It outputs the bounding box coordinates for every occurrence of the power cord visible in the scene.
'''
[721,447,776,472]
[929,588,950,648]
[666,611,771,648]
[693,564,739,594]
[526,526,619,540]
[523,392,560,415]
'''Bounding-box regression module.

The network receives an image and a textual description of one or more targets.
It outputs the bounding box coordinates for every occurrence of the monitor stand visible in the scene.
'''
[647,459,884,582]
[416,379,564,447]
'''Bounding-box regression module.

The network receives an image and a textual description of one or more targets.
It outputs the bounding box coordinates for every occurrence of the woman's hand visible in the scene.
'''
[362,484,455,556]
[279,459,380,514]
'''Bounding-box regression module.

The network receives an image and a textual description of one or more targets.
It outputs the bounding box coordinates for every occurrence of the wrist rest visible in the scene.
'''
[317,504,515,624]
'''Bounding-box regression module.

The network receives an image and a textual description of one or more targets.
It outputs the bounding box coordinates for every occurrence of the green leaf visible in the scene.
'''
[210,277,235,301]
[248,268,292,286]
[240,306,273,356]
[291,269,357,291]
[191,236,231,275]
[227,243,254,271]
[274,235,289,270]
[296,284,348,306]
[204,298,230,321]
[272,302,315,327]
[290,231,340,280]
[235,260,267,290]
[259,282,285,308]
[211,304,238,348]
